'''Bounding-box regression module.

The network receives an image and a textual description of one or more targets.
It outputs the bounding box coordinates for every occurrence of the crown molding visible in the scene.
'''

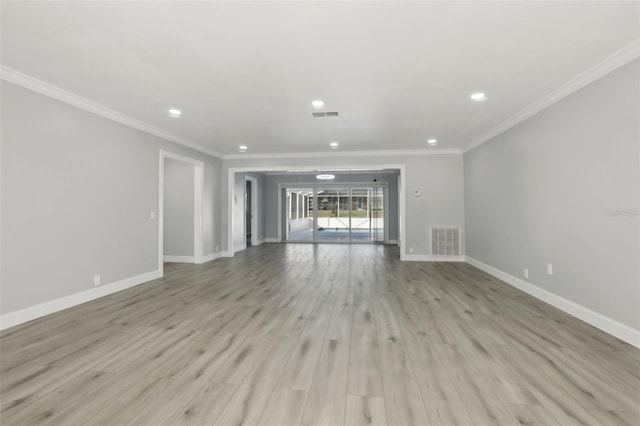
[0,66,222,159]
[222,148,461,160]
[463,39,640,153]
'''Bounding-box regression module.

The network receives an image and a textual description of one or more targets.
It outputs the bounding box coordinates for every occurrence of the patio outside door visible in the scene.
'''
[285,185,385,243]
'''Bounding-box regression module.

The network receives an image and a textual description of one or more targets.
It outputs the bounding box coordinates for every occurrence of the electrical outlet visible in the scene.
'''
[547,264,553,275]
[409,247,414,254]
[524,268,529,279]
[93,275,101,286]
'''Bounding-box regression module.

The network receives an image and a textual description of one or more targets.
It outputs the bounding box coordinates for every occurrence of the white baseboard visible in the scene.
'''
[234,244,246,253]
[388,239,398,245]
[221,251,233,258]
[199,252,225,263]
[404,254,467,262]
[0,270,161,331]
[466,257,640,349]
[163,255,195,263]
[253,239,265,246]
[264,238,280,243]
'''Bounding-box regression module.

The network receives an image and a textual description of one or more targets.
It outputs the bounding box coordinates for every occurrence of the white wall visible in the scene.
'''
[1,81,222,316]
[464,59,639,332]
[163,158,194,257]
[223,154,465,258]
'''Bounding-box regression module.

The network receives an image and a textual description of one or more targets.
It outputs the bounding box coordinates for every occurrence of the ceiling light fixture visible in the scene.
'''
[312,100,325,109]
[168,108,182,118]
[470,92,487,102]
[316,174,335,180]
[239,145,248,152]
[428,139,437,145]
[330,141,339,149]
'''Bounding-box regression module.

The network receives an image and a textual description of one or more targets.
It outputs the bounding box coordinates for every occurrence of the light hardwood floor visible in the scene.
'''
[1,244,639,425]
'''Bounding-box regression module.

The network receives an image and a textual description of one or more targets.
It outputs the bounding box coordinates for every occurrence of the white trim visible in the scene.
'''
[466,257,640,349]
[388,239,398,245]
[254,239,265,246]
[194,163,204,264]
[398,166,406,261]
[200,252,224,263]
[0,270,160,331]
[278,186,283,242]
[223,148,460,160]
[0,66,222,159]
[464,39,640,153]
[159,150,205,276]
[235,243,247,253]
[264,238,281,243]
[163,255,195,263]
[220,251,234,258]
[404,254,467,262]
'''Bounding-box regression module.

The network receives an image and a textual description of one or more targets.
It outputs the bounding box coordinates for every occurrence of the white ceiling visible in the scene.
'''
[1,1,638,156]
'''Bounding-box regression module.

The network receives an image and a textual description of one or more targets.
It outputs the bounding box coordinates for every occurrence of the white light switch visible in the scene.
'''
[546,264,553,275]
[524,268,529,279]
[150,211,156,220]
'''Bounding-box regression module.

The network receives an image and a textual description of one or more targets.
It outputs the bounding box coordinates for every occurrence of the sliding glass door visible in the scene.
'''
[284,185,386,243]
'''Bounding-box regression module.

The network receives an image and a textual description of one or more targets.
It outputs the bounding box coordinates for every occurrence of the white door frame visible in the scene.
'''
[245,175,258,247]
[158,150,204,276]
[228,164,406,260]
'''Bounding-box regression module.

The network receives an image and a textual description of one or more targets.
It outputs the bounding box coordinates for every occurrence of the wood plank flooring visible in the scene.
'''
[1,243,639,425]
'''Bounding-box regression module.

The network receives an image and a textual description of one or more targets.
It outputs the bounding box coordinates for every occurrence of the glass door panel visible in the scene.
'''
[316,188,350,241]
[285,188,314,241]
[371,186,385,242]
[349,188,372,241]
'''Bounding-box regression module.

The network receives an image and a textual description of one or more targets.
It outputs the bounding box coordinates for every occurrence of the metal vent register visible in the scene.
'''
[311,111,339,117]
[430,226,461,256]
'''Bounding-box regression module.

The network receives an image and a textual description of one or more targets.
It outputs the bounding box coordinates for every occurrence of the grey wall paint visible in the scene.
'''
[223,154,465,255]
[163,159,194,256]
[1,81,222,314]
[404,155,465,255]
[262,172,400,241]
[464,59,640,330]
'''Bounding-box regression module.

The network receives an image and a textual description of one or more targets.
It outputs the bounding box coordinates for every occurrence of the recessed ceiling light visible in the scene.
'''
[330,141,339,149]
[168,108,182,118]
[312,100,325,109]
[239,145,247,152]
[316,174,335,180]
[428,139,437,145]
[470,92,487,102]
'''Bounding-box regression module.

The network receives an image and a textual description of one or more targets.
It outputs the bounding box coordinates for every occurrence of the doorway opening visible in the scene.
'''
[158,150,204,276]
[245,176,258,249]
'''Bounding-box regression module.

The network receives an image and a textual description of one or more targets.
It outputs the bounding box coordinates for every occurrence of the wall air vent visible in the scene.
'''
[430,226,461,256]
[312,112,339,117]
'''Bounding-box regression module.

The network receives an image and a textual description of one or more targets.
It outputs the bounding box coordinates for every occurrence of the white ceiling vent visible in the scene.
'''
[312,112,339,117]
[430,226,461,256]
